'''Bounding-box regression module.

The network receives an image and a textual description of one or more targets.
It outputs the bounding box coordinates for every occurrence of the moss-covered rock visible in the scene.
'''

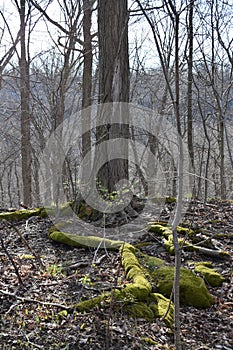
[0,208,47,221]
[49,230,124,250]
[49,229,214,324]
[166,196,176,204]
[194,263,224,287]
[152,266,213,308]
[149,293,174,328]
[137,252,165,270]
[148,223,172,236]
[125,302,154,322]
[74,294,109,312]
[147,223,210,255]
[120,244,152,300]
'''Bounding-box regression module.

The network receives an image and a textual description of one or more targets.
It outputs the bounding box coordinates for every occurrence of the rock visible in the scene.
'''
[151,266,213,308]
[194,263,225,287]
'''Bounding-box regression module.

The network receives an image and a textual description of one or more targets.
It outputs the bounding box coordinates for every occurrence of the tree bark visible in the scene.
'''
[19,0,32,207]
[97,0,129,194]
[187,0,194,194]
[81,0,93,184]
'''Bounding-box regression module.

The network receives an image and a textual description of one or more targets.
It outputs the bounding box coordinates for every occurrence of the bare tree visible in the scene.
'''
[18,0,32,207]
[81,0,94,183]
[96,0,129,194]
[186,0,194,184]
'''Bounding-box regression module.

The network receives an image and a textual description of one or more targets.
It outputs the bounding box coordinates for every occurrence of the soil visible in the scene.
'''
[0,200,232,350]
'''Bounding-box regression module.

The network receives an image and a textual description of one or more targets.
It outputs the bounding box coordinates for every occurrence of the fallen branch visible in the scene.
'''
[148,223,231,260]
[0,237,24,286]
[2,220,44,269]
[0,289,69,310]
[184,245,231,259]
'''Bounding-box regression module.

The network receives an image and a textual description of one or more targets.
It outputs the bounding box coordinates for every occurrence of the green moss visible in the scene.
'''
[149,293,174,328]
[166,196,176,203]
[49,231,124,250]
[147,224,200,254]
[219,250,231,259]
[124,293,174,327]
[194,264,224,287]
[120,244,152,300]
[152,266,213,308]
[19,254,36,259]
[147,224,171,237]
[71,293,109,312]
[125,302,154,321]
[136,251,165,270]
[142,337,158,346]
[77,203,91,219]
[176,226,194,237]
[0,208,47,221]
[195,261,213,267]
[124,280,151,300]
[163,235,175,254]
[48,223,214,322]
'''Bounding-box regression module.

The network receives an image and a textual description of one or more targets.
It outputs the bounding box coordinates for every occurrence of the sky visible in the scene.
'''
[0,0,155,68]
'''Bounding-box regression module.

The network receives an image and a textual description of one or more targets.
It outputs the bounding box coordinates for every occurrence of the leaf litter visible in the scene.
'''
[0,199,232,349]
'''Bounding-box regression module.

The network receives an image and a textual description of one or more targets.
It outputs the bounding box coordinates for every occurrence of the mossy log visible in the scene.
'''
[49,230,124,250]
[0,202,77,222]
[0,208,48,221]
[1,208,217,326]
[49,226,215,327]
[148,223,231,259]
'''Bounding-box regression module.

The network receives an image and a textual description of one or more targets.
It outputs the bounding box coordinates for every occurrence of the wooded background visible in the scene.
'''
[0,0,233,208]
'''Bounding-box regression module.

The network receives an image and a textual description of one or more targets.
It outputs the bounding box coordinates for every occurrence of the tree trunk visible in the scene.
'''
[81,0,93,184]
[97,0,129,194]
[187,0,195,194]
[19,0,32,207]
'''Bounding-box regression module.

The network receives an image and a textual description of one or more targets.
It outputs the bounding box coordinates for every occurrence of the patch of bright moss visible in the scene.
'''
[149,293,174,328]
[120,244,152,300]
[0,208,46,221]
[194,263,224,287]
[176,226,194,237]
[147,224,197,254]
[49,231,124,250]
[152,266,213,308]
[147,224,171,236]
[219,250,231,259]
[71,293,109,312]
[142,337,158,346]
[124,293,174,327]
[136,251,165,271]
[19,254,36,259]
[166,196,176,203]
[125,302,154,322]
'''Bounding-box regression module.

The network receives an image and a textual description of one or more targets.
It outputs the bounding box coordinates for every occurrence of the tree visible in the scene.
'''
[135,1,188,348]
[18,0,32,207]
[96,0,129,195]
[81,0,94,183]
[187,0,194,186]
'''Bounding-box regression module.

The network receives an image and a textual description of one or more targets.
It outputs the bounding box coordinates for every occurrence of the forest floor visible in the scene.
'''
[0,200,232,350]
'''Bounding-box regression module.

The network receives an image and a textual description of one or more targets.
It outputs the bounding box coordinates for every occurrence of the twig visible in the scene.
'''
[0,289,69,310]
[160,286,174,323]
[23,332,44,349]
[0,237,24,286]
[2,220,44,269]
